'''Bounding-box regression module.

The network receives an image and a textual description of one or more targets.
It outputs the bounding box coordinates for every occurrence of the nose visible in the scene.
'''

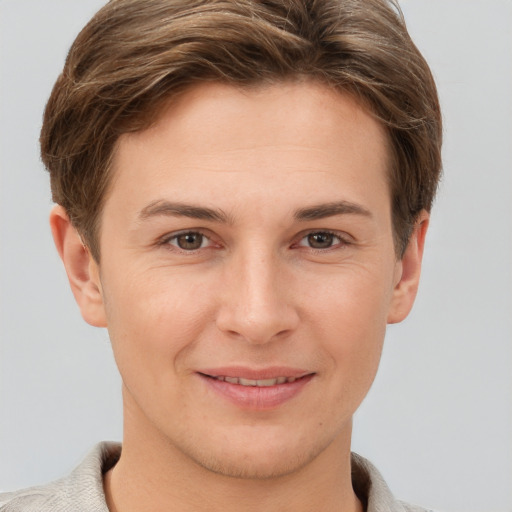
[215,246,300,344]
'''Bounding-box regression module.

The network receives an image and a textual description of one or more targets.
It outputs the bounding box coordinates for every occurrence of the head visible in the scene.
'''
[42,0,442,484]
[41,0,441,263]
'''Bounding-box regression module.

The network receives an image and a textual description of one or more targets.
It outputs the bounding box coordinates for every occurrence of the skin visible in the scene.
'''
[51,81,428,512]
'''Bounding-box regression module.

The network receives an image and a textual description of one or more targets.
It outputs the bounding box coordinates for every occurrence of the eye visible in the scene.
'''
[297,231,345,250]
[167,231,211,251]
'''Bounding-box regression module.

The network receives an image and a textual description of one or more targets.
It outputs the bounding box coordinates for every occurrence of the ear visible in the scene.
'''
[387,210,429,324]
[50,205,107,327]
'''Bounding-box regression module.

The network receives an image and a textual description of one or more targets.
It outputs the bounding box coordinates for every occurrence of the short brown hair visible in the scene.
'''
[41,0,442,261]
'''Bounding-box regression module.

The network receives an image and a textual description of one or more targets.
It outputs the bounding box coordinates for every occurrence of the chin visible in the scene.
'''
[194,449,313,480]
[180,427,334,480]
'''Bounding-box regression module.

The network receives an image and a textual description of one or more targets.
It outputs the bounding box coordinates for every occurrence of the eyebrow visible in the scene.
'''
[138,200,231,223]
[294,201,372,221]
[138,199,371,223]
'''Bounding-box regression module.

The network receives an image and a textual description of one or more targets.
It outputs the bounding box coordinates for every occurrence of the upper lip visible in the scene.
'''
[197,366,313,380]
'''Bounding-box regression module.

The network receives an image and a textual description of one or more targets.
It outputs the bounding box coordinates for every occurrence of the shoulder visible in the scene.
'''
[351,452,438,512]
[0,442,121,512]
[0,484,67,512]
[398,501,439,512]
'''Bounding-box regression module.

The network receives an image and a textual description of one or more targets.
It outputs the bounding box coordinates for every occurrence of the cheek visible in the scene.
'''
[318,291,387,376]
[102,270,217,377]
[304,266,391,382]
[304,261,394,333]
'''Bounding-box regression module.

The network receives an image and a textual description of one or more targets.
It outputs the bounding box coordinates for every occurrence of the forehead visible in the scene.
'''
[122,80,388,159]
[107,80,390,220]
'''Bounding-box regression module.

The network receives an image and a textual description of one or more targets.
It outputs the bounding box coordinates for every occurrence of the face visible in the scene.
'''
[71,81,422,479]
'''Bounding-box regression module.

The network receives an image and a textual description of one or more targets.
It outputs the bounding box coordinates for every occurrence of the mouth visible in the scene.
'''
[202,375,302,387]
[197,368,315,410]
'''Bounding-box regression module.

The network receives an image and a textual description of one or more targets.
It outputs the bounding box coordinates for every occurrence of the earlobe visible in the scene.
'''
[49,205,107,327]
[387,211,430,324]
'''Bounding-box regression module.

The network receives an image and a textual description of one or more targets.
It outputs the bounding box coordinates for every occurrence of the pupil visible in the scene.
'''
[308,232,333,248]
[177,233,202,250]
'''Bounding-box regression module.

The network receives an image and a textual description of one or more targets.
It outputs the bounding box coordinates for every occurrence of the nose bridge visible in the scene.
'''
[216,241,298,344]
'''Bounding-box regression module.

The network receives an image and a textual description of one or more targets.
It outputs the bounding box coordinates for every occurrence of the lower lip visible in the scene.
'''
[199,374,314,410]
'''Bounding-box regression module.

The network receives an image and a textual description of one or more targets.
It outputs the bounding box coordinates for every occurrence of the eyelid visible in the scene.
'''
[293,229,353,249]
[158,229,218,250]
[155,228,352,252]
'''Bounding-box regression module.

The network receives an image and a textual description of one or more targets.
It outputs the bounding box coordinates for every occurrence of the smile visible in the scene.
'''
[211,376,298,387]
[198,369,315,410]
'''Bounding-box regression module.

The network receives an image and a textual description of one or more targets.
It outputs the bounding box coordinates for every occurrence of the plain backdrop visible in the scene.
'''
[0,1,511,511]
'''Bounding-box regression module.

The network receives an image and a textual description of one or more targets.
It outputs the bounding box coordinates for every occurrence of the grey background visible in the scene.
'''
[1,1,511,511]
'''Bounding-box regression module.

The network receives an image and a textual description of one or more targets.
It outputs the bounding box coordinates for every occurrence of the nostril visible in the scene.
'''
[216,307,299,345]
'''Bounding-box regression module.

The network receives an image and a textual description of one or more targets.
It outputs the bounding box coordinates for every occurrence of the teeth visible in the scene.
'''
[214,376,300,387]
[239,377,259,386]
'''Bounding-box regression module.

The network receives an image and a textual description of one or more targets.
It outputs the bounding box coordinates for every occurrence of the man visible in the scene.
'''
[0,0,441,511]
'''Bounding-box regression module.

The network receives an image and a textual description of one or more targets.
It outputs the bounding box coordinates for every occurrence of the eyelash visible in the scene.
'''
[159,230,216,252]
[294,230,351,251]
[159,229,351,253]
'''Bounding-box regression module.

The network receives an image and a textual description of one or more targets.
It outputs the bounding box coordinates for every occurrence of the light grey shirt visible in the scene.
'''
[0,442,434,511]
